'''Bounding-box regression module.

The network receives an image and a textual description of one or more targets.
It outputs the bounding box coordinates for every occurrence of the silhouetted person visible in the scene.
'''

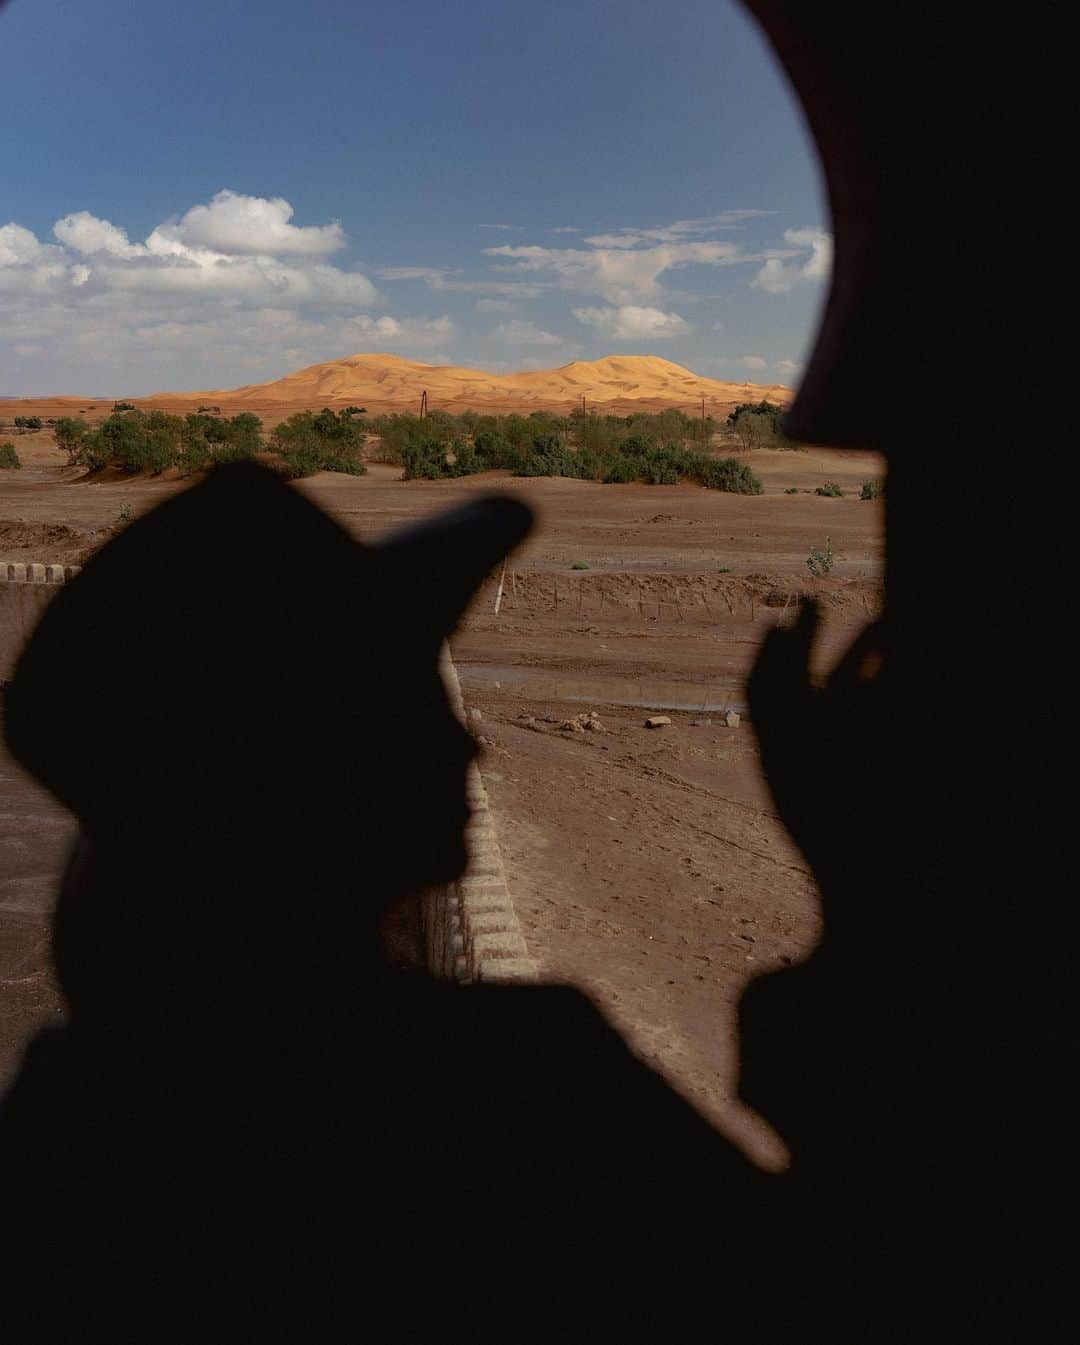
[0,464,777,1340]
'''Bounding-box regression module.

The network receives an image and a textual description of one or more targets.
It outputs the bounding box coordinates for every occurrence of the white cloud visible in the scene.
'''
[377,266,459,281]
[54,211,147,258]
[751,227,832,293]
[0,193,427,388]
[166,189,345,256]
[1,222,65,267]
[487,238,750,305]
[775,358,803,375]
[581,211,771,249]
[491,319,561,345]
[573,305,691,341]
[3,195,376,311]
[737,355,768,370]
[474,298,516,313]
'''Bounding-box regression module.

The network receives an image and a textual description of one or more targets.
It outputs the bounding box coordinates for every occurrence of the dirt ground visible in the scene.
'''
[0,426,884,1168]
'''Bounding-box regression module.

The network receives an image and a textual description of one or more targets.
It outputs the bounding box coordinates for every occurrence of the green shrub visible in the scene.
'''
[13,415,43,430]
[815,481,843,497]
[400,437,453,480]
[473,430,522,471]
[860,478,884,500]
[0,442,21,469]
[211,441,258,466]
[727,400,784,433]
[806,536,835,576]
[601,454,640,483]
[117,502,134,525]
[784,486,799,494]
[570,561,590,570]
[177,439,212,476]
[641,444,682,485]
[447,440,482,477]
[112,402,136,413]
[278,444,323,479]
[271,409,366,478]
[695,456,764,494]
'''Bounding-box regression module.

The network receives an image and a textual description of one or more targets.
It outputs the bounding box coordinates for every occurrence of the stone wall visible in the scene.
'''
[0,564,82,682]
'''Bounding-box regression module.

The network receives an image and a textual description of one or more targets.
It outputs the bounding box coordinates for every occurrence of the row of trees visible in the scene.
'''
[390,417,763,493]
[51,399,785,488]
[52,407,368,479]
[55,411,265,475]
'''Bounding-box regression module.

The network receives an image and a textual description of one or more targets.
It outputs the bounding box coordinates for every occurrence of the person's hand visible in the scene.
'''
[748,601,889,898]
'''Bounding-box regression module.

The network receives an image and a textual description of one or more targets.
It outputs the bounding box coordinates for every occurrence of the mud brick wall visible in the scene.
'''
[427,645,538,984]
[0,564,82,682]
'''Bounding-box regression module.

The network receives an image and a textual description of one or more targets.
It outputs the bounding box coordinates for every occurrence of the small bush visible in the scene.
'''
[271,409,366,478]
[211,441,258,466]
[112,402,136,413]
[806,536,835,576]
[696,457,764,494]
[570,561,590,570]
[815,482,843,497]
[277,444,323,479]
[601,454,640,483]
[54,417,88,463]
[641,444,682,485]
[13,415,43,430]
[784,486,799,494]
[177,439,212,476]
[117,502,135,525]
[860,478,884,500]
[0,442,22,469]
[400,437,453,480]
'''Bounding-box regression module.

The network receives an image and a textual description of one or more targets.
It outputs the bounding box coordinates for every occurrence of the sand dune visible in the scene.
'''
[173,353,792,415]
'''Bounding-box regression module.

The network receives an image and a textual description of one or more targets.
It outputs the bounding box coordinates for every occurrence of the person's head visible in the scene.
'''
[4,462,532,1017]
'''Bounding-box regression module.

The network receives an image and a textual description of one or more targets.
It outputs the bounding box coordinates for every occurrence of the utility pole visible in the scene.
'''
[419,389,427,419]
[581,394,586,416]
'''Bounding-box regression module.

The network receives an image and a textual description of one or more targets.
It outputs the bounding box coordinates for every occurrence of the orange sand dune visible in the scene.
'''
[167,353,792,416]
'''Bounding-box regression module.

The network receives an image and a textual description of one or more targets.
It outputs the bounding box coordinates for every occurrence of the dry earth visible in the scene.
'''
[0,426,884,1168]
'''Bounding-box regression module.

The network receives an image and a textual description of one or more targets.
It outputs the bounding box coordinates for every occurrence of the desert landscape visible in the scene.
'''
[1,354,793,426]
[0,354,884,1167]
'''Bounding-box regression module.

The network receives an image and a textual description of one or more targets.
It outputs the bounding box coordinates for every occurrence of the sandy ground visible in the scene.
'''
[0,433,884,1167]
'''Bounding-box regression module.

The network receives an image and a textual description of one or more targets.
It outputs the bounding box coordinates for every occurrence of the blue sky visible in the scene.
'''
[0,0,829,395]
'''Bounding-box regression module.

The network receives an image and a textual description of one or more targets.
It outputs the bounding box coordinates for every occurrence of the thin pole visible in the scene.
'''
[493,561,507,616]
